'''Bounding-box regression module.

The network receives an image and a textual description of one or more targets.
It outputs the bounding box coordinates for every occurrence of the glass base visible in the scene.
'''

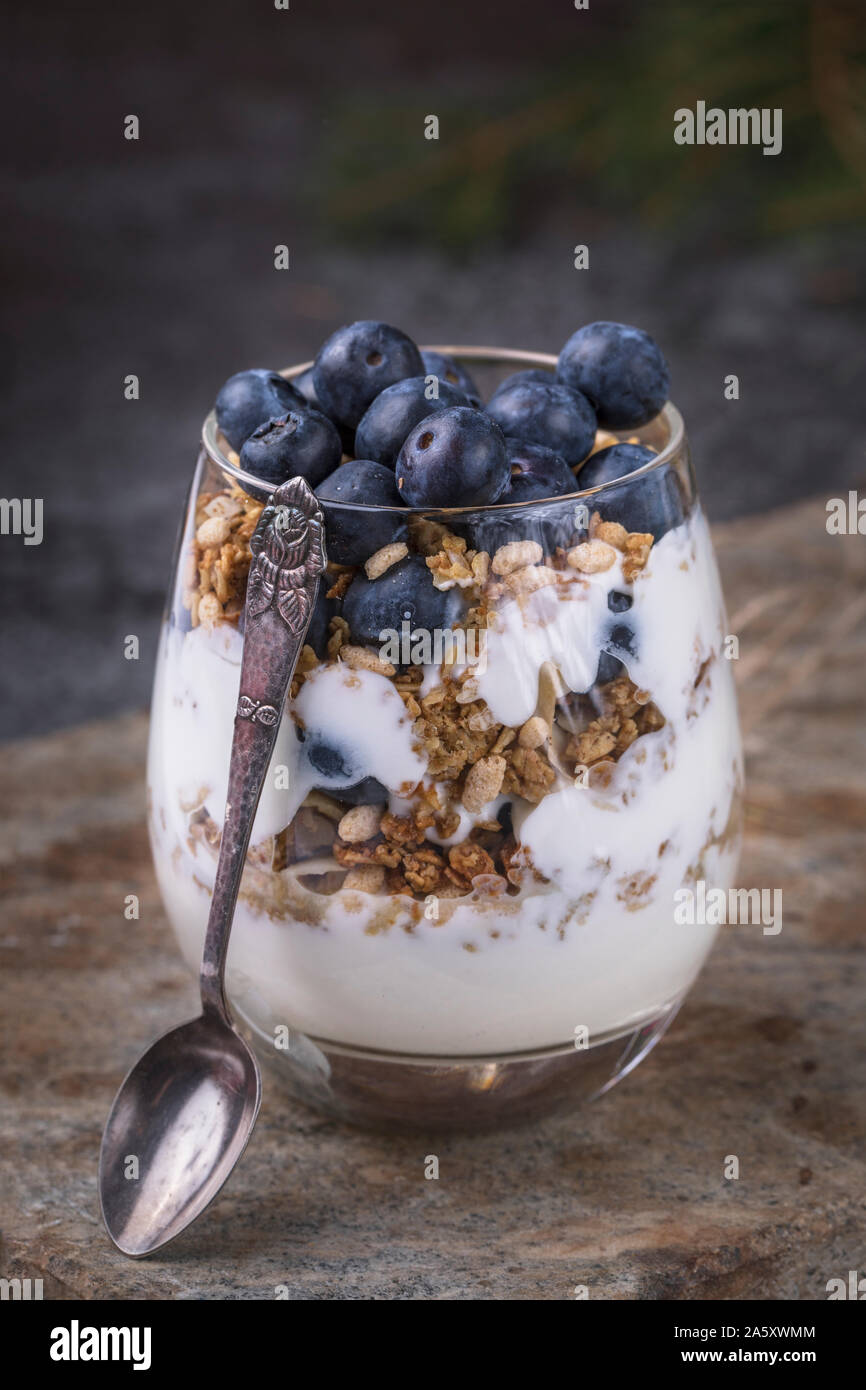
[239,1000,683,1132]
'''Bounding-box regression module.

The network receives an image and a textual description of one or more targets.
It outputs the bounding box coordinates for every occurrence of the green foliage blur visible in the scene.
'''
[317,0,866,252]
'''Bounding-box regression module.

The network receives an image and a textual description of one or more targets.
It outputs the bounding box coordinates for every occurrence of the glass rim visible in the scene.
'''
[200,344,686,515]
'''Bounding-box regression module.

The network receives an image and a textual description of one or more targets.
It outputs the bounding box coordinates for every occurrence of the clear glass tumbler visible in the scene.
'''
[147,347,743,1129]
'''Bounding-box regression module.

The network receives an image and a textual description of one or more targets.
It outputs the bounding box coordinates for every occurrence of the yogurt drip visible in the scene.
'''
[151,627,426,845]
[475,512,722,729]
[292,663,427,803]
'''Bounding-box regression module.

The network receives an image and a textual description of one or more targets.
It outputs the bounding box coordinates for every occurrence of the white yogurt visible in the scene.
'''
[150,624,299,844]
[292,663,427,801]
[475,565,616,726]
[149,628,426,847]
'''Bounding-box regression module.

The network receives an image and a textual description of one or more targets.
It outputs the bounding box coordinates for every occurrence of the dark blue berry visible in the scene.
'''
[484,379,596,468]
[215,369,305,451]
[557,321,670,430]
[315,460,407,566]
[312,321,423,429]
[355,376,468,469]
[488,368,555,401]
[579,442,654,482]
[305,736,353,781]
[595,652,625,685]
[343,555,459,647]
[464,441,577,554]
[339,777,390,806]
[396,406,510,507]
[608,590,633,614]
[606,623,636,657]
[292,366,319,408]
[576,443,684,540]
[239,408,342,488]
[302,733,388,802]
[305,584,339,659]
[421,351,482,407]
[504,439,576,502]
[293,366,355,454]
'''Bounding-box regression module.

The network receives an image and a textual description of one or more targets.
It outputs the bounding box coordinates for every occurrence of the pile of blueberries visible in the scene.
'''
[214,319,683,657]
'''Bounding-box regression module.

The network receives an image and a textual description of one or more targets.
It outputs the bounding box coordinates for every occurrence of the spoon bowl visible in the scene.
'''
[99,1014,261,1257]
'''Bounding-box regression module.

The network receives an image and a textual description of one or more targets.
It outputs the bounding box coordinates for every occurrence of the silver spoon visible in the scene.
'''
[99,476,326,1257]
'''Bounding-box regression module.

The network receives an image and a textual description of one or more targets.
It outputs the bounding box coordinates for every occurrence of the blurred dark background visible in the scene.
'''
[1,0,864,737]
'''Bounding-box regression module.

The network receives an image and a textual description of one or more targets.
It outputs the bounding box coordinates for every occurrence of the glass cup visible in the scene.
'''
[147,347,743,1130]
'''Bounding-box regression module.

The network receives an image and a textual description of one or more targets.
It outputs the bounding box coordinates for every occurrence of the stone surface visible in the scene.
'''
[1,496,864,1300]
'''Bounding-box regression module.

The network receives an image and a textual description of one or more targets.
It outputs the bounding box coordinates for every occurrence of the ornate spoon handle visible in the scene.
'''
[200,476,326,1020]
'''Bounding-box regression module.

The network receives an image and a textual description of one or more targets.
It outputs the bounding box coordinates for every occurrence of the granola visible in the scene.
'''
[337,804,383,843]
[184,484,264,626]
[462,754,507,813]
[180,475,670,902]
[365,541,408,580]
[425,528,490,594]
[563,674,666,773]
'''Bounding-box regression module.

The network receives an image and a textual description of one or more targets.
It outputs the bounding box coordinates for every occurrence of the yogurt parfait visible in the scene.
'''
[147,323,743,1128]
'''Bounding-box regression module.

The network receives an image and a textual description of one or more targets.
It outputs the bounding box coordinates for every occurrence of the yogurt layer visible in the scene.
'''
[151,630,424,845]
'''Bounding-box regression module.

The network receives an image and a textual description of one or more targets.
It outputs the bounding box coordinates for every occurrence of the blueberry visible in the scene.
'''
[578,442,655,482]
[312,321,423,429]
[292,366,320,408]
[293,366,354,454]
[484,379,596,468]
[343,554,459,647]
[596,652,625,685]
[606,623,636,657]
[215,369,305,451]
[421,351,483,407]
[316,460,407,566]
[339,777,390,806]
[305,584,339,659]
[305,736,354,782]
[575,443,684,540]
[355,376,468,469]
[557,321,670,430]
[504,439,576,501]
[464,441,577,554]
[396,406,510,507]
[302,734,388,802]
[608,590,633,614]
[239,408,342,488]
[488,368,555,401]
